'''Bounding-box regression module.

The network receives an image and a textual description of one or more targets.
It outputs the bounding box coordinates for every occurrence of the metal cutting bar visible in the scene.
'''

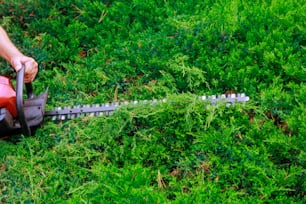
[45,93,250,120]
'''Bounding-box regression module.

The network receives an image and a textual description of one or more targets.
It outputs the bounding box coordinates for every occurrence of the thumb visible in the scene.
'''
[14,62,22,72]
[10,57,23,72]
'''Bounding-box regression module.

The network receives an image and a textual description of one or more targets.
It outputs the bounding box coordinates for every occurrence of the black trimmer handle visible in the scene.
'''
[26,83,34,99]
[16,65,32,136]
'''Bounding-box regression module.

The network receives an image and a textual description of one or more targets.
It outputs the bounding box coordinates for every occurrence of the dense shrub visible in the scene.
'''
[0,0,305,203]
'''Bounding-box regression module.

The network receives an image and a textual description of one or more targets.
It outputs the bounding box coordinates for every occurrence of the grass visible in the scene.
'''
[0,0,305,203]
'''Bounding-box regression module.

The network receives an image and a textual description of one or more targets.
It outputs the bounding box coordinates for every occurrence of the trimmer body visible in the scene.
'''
[0,67,48,136]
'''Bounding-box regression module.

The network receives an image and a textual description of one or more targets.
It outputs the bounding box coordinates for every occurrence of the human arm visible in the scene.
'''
[0,26,38,82]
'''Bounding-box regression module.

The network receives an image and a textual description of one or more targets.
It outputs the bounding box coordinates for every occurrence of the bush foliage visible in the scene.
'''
[0,0,305,203]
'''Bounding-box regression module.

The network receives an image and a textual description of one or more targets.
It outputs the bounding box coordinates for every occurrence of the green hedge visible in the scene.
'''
[0,0,305,203]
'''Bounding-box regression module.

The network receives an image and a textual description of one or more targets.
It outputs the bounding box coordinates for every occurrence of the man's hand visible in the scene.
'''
[10,55,38,83]
[0,26,38,83]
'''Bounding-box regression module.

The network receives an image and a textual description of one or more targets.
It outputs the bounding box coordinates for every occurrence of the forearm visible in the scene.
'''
[0,26,23,66]
[0,26,38,82]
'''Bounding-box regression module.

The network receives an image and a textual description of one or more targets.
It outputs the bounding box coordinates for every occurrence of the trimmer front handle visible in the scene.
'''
[16,65,32,136]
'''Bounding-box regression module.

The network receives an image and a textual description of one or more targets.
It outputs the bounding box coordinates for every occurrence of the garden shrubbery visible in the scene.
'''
[0,0,305,202]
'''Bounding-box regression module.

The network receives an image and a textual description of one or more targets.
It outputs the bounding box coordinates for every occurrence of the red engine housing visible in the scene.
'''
[0,76,17,117]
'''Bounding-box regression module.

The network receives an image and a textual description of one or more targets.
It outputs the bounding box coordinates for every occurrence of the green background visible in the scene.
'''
[0,0,305,203]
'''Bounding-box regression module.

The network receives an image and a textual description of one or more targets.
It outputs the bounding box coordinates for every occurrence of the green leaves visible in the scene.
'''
[0,0,305,203]
[166,54,207,91]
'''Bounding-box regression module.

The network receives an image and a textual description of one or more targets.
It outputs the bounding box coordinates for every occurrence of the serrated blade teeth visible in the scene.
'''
[46,93,250,121]
[201,95,207,100]
[57,107,63,120]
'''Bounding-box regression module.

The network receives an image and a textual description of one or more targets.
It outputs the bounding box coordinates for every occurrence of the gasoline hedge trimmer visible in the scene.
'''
[0,66,250,136]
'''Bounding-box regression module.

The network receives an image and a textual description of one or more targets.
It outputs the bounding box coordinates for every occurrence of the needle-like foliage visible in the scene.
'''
[0,0,305,203]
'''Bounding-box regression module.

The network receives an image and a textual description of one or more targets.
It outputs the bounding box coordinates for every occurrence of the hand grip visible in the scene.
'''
[25,83,34,99]
[16,65,31,136]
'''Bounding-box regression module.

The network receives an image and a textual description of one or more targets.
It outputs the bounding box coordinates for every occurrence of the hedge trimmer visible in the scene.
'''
[0,66,250,136]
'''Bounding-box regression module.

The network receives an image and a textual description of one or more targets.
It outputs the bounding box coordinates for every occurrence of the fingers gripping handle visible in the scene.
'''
[16,65,32,136]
